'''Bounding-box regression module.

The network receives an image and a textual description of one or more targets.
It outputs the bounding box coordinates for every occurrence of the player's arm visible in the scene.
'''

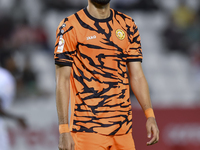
[55,64,75,150]
[0,98,27,128]
[0,98,18,119]
[127,61,159,146]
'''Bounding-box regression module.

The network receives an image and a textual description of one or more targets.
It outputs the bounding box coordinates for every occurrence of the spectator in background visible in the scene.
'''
[0,50,37,98]
[9,16,49,51]
[20,57,37,96]
[0,50,18,78]
[0,3,49,97]
[162,0,200,98]
[162,0,197,54]
[162,16,188,54]
[172,0,195,30]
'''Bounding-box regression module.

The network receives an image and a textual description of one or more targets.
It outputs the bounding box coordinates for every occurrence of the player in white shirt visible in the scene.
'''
[0,67,26,150]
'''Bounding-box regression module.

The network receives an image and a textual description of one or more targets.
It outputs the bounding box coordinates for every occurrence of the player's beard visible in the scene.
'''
[90,0,111,5]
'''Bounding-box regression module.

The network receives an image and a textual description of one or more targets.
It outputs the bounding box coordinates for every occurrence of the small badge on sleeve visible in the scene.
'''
[57,37,65,53]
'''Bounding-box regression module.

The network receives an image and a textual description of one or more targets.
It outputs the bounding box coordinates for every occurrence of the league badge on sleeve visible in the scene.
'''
[57,37,65,53]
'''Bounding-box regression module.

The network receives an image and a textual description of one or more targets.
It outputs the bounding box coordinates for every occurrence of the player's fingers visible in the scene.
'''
[156,129,159,143]
[153,126,159,144]
[146,124,151,138]
[59,147,67,150]
[59,144,70,150]
[150,125,159,145]
[147,126,157,145]
[151,140,158,145]
[147,135,156,145]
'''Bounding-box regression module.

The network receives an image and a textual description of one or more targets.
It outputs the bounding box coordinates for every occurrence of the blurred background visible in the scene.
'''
[0,0,199,150]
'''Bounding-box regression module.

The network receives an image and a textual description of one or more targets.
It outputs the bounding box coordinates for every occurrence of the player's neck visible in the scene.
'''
[87,3,110,20]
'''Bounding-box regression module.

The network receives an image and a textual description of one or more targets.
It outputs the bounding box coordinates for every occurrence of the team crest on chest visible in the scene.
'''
[116,29,125,40]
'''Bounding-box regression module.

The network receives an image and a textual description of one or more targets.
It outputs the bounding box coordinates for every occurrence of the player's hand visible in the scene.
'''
[146,117,159,146]
[59,132,75,150]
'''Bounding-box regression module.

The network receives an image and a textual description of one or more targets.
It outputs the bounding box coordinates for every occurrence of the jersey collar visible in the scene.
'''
[83,8,113,22]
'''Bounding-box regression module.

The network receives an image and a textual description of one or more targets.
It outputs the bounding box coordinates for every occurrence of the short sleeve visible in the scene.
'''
[54,18,77,66]
[126,20,143,62]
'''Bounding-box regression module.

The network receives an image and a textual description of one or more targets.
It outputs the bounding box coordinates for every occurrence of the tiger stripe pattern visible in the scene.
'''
[54,8,143,135]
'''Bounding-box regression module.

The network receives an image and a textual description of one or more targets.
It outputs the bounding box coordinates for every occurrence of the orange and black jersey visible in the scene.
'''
[54,8,143,135]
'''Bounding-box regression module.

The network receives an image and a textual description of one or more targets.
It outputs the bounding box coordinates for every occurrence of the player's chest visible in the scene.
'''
[75,25,129,52]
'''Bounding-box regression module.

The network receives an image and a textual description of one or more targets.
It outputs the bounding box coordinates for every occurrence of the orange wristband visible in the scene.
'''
[144,108,155,119]
[59,124,70,134]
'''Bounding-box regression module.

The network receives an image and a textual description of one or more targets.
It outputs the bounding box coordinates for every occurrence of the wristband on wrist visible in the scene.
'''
[59,124,70,134]
[144,108,155,119]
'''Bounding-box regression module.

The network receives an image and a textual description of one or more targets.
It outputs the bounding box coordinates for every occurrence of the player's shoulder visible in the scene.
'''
[57,9,84,29]
[0,67,12,78]
[0,67,14,84]
[112,9,136,26]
